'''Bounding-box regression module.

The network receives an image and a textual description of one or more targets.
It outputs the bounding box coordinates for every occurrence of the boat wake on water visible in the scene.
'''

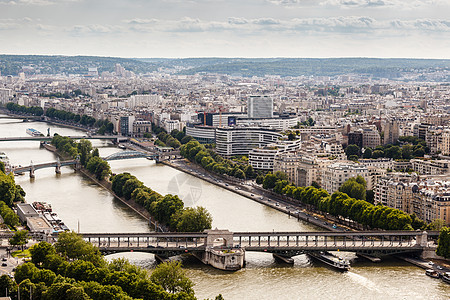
[345,272,381,293]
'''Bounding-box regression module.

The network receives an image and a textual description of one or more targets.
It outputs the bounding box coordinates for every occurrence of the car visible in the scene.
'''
[286,206,290,209]
[314,216,318,220]
[332,224,337,229]
[259,197,264,200]
[147,245,156,248]
[251,194,254,196]
[437,266,443,270]
[225,183,229,186]
[428,261,434,265]
[324,222,329,225]
[1,258,6,261]
[275,202,280,206]
[178,245,186,249]
[1,263,6,267]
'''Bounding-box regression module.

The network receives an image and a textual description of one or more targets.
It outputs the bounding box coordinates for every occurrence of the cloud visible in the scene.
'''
[0,17,33,30]
[69,24,122,36]
[0,0,81,5]
[120,16,450,34]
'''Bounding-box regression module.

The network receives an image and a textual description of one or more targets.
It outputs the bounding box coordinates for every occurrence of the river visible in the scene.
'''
[1,115,448,300]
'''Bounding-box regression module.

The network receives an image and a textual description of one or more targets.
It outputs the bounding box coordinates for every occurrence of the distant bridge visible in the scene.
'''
[0,135,129,142]
[103,150,159,161]
[12,150,165,177]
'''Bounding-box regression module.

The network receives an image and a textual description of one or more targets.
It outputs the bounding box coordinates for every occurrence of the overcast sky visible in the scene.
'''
[0,0,449,58]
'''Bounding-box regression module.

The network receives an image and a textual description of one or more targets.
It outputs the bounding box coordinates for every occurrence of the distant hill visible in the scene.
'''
[174,57,450,79]
[0,55,157,76]
[1,55,449,80]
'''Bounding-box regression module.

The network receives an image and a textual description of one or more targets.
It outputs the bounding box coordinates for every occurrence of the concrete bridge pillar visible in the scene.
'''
[30,167,35,178]
[55,158,61,174]
[416,230,428,247]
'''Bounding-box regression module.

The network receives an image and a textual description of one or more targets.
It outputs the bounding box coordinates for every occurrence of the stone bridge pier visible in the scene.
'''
[194,229,245,271]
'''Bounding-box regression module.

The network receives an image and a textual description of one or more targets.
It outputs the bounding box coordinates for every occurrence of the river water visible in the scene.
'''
[1,116,449,300]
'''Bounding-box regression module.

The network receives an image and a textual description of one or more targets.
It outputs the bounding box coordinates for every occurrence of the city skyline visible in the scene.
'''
[0,0,449,58]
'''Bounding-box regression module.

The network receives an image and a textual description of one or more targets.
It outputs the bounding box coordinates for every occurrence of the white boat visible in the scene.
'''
[26,128,43,137]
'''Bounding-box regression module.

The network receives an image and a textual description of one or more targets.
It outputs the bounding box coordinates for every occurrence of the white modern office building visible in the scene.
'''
[249,138,301,170]
[216,127,282,156]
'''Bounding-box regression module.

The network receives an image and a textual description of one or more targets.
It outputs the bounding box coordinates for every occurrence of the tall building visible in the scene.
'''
[120,115,135,136]
[0,88,12,104]
[247,96,273,119]
[384,117,399,145]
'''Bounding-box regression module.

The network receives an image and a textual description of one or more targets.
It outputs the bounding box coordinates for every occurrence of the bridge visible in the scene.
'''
[12,158,79,177]
[0,135,129,143]
[12,150,165,177]
[103,150,160,161]
[70,230,439,270]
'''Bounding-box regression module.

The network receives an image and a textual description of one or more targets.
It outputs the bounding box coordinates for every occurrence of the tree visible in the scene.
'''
[122,178,143,200]
[175,206,212,232]
[372,149,384,159]
[29,241,56,267]
[0,161,4,174]
[0,274,16,297]
[274,171,288,181]
[436,227,450,259]
[427,219,445,231]
[9,230,28,250]
[311,181,321,189]
[151,195,184,225]
[0,172,17,207]
[244,165,256,179]
[410,213,427,230]
[263,173,278,189]
[362,148,372,159]
[150,261,194,295]
[255,174,264,185]
[77,139,93,166]
[339,177,366,201]
[233,168,246,180]
[54,231,103,266]
[384,145,402,159]
[111,173,133,196]
[401,144,413,160]
[345,144,360,158]
[365,190,375,204]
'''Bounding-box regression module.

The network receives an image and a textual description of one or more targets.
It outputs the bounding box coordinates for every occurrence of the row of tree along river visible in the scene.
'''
[1,115,449,299]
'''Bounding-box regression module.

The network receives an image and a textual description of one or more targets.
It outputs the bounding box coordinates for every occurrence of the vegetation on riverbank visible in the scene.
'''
[51,135,111,180]
[437,227,450,259]
[5,103,114,135]
[0,169,24,227]
[5,102,43,116]
[0,231,200,299]
[111,173,212,232]
[258,172,425,231]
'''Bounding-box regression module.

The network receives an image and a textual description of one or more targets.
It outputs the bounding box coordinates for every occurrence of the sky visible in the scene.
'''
[0,0,449,58]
